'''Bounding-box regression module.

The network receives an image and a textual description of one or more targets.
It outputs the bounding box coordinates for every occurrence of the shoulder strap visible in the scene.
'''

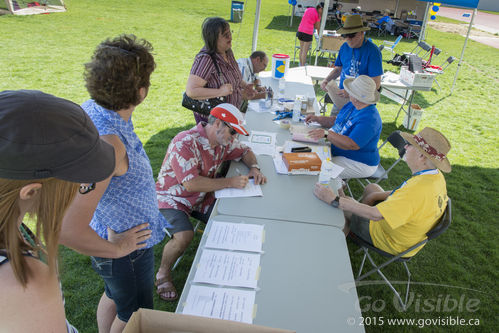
[201,50,225,84]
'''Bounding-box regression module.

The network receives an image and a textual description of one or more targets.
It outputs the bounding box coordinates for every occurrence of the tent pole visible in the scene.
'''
[315,0,330,65]
[394,0,400,18]
[290,5,295,27]
[451,8,476,95]
[419,1,430,43]
[252,0,262,52]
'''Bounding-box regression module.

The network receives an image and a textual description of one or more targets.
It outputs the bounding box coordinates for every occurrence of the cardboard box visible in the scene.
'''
[399,66,435,88]
[403,104,424,131]
[321,35,345,51]
[123,308,295,333]
[282,152,322,173]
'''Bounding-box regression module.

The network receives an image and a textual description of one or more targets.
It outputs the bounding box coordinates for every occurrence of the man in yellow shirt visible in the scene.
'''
[314,127,451,257]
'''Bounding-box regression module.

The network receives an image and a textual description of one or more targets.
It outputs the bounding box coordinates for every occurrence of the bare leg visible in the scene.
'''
[299,40,312,66]
[361,183,385,205]
[97,292,116,333]
[109,317,127,333]
[156,230,194,300]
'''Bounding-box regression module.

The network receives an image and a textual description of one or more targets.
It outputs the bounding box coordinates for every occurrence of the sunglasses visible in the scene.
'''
[341,32,358,39]
[79,183,96,195]
[224,122,238,135]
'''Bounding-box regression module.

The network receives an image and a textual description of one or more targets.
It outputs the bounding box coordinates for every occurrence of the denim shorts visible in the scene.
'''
[349,214,374,244]
[90,247,154,322]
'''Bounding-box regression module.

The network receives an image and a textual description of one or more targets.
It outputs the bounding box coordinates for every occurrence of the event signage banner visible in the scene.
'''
[417,0,478,9]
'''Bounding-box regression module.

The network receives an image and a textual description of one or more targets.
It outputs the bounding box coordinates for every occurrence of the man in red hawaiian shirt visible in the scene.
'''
[154,103,266,301]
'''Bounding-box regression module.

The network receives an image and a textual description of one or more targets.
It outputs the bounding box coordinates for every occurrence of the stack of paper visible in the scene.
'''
[182,221,265,324]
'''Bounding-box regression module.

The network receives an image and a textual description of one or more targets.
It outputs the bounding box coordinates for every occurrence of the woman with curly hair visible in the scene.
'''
[60,34,169,332]
[0,90,115,331]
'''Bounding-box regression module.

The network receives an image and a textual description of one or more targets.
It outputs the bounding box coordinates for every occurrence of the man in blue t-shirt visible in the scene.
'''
[320,15,383,115]
[307,75,382,179]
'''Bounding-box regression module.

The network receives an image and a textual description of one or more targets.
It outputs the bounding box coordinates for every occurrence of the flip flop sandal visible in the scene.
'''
[155,277,178,301]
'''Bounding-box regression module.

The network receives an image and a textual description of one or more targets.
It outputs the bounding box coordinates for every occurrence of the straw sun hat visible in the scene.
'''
[343,75,380,105]
[401,127,452,173]
[337,14,370,35]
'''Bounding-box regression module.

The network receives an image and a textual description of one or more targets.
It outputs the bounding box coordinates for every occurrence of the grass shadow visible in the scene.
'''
[144,124,194,179]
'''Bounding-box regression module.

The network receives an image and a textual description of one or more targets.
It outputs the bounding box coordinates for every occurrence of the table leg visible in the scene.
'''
[394,89,411,122]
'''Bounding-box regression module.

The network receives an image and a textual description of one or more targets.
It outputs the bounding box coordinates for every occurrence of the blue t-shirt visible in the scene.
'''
[330,102,382,166]
[335,38,383,88]
[82,100,170,249]
[377,16,394,30]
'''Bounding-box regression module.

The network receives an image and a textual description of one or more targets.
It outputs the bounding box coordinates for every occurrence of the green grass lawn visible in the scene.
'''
[1,1,498,332]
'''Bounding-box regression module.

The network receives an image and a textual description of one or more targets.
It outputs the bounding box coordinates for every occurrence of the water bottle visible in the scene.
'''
[319,158,341,195]
[292,98,301,122]
[319,158,335,185]
[278,77,285,98]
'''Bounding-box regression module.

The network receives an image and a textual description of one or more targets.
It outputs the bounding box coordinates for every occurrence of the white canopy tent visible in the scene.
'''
[417,0,479,94]
[251,0,480,94]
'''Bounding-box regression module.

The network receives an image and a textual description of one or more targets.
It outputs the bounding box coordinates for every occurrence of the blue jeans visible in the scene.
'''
[90,248,154,322]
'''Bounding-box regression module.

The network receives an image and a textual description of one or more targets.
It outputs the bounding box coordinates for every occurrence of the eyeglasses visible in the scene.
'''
[224,122,238,135]
[341,32,358,39]
[79,183,96,195]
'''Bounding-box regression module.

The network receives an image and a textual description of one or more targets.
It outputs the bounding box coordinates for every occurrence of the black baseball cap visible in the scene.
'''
[0,90,115,183]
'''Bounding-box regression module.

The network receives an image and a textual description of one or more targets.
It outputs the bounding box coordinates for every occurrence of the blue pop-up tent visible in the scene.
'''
[418,0,480,94]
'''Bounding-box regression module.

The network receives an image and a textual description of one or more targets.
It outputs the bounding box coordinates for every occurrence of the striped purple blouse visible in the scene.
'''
[190,47,243,122]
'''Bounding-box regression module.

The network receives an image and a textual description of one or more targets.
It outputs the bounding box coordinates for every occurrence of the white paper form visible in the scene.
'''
[243,131,277,156]
[182,285,256,324]
[193,249,261,289]
[205,221,264,253]
[214,179,263,198]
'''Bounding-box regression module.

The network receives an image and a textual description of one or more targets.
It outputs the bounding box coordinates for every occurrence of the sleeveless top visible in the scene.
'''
[0,225,78,333]
[82,100,170,247]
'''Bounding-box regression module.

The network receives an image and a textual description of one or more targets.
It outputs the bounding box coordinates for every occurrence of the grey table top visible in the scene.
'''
[216,155,345,229]
[176,214,364,333]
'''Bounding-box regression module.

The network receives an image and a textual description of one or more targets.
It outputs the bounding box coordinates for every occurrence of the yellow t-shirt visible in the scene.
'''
[369,171,448,257]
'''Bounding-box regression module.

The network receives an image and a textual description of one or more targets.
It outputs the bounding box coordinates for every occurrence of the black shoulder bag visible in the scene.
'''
[182,52,226,116]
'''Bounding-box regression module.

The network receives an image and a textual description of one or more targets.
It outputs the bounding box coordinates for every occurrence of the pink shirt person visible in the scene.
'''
[298,7,320,35]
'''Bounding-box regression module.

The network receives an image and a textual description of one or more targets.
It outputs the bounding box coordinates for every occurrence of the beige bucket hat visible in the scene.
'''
[337,15,370,35]
[343,75,380,104]
[401,127,452,173]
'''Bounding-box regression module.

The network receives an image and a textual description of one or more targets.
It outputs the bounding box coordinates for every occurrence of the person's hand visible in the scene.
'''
[248,168,267,185]
[242,84,256,100]
[255,85,265,92]
[308,128,327,141]
[107,223,152,257]
[337,88,349,98]
[320,79,329,92]
[219,83,233,97]
[314,183,337,204]
[305,114,318,123]
[229,175,249,188]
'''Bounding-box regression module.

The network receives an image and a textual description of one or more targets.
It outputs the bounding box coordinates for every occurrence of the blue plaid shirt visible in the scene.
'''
[82,100,170,248]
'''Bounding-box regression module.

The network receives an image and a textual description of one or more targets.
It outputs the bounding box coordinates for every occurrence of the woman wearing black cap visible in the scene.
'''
[0,90,117,331]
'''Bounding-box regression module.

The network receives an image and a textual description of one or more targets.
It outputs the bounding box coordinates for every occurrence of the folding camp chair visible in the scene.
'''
[349,199,452,310]
[345,131,407,200]
[409,41,432,57]
[318,93,334,115]
[380,35,402,54]
[424,56,457,90]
